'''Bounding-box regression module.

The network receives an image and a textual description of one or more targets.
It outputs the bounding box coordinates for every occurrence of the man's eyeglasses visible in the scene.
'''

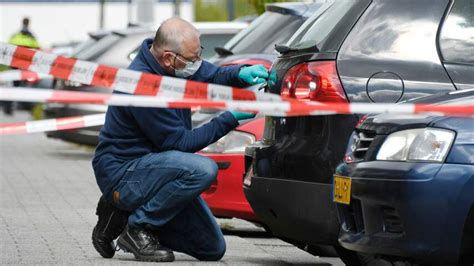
[168,46,204,64]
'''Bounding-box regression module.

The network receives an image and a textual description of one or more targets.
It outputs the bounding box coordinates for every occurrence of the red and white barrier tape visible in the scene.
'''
[1,87,473,118]
[1,43,472,136]
[0,113,105,135]
[0,43,281,102]
[1,86,472,135]
[0,69,49,83]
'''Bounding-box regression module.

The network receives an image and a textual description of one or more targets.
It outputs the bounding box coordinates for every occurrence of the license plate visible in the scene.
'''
[333,175,352,205]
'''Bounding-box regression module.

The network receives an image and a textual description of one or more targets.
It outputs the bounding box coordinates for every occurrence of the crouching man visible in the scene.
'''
[91,18,268,262]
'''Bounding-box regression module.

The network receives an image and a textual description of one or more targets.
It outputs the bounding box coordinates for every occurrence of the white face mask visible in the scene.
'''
[174,58,202,78]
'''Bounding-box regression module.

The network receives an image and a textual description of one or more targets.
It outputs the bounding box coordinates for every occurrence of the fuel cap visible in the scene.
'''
[367,72,404,103]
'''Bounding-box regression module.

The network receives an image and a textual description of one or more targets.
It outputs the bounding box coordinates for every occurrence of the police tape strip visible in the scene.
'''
[0,43,281,102]
[3,43,471,118]
[1,87,473,119]
[1,87,472,135]
[1,94,472,136]
[0,69,50,83]
[0,113,105,135]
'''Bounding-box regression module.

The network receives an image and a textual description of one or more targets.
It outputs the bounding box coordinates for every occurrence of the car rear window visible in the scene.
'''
[439,0,474,65]
[224,10,305,54]
[200,34,235,58]
[286,0,371,52]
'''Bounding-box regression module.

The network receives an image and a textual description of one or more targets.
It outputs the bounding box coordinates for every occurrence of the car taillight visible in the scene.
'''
[280,61,347,102]
[22,71,40,84]
[222,58,272,70]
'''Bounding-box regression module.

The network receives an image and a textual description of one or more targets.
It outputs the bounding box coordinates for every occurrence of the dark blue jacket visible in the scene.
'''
[92,38,244,195]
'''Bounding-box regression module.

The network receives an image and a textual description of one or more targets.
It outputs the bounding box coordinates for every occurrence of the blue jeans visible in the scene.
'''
[107,151,225,261]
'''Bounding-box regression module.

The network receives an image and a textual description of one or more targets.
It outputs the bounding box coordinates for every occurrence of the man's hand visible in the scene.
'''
[239,65,269,85]
[230,111,256,121]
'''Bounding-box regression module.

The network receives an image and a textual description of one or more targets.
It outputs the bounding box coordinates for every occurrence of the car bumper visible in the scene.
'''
[243,143,340,245]
[336,161,474,263]
[199,152,259,222]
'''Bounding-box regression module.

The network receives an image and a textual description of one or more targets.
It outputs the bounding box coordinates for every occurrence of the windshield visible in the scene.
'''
[224,10,305,54]
[74,33,121,61]
[95,32,150,67]
[287,0,367,51]
[71,39,97,57]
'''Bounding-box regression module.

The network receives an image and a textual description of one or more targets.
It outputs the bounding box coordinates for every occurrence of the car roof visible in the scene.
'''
[111,27,154,36]
[193,22,248,34]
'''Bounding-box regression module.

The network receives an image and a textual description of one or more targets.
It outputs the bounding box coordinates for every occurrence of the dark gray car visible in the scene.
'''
[244,0,474,263]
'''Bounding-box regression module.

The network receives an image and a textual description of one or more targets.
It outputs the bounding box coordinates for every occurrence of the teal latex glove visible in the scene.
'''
[239,65,269,85]
[230,111,256,121]
[268,70,277,87]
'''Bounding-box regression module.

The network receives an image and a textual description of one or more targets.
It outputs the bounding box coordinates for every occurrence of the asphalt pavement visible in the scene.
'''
[0,110,344,265]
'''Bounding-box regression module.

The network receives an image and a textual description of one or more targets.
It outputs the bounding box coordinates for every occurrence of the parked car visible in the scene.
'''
[335,89,474,265]
[211,2,323,69]
[198,1,324,224]
[44,22,246,145]
[244,0,473,263]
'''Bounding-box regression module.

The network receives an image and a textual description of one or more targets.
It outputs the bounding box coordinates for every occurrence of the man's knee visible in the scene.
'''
[196,238,226,261]
[191,155,218,187]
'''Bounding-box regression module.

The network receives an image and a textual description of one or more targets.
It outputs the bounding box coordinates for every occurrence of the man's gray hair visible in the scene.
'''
[153,18,199,54]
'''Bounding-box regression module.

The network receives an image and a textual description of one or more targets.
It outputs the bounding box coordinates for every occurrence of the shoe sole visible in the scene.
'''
[92,226,115,259]
[117,236,175,262]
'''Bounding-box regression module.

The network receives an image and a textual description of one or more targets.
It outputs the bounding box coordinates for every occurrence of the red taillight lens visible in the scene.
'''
[222,59,272,70]
[280,61,347,103]
[22,71,40,84]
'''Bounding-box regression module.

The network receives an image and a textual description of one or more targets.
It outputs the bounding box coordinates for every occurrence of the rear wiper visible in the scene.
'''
[275,44,293,54]
[214,47,234,56]
[275,43,319,54]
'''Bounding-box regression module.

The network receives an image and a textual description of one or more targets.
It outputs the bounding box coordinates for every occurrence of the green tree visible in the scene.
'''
[195,0,257,22]
[194,0,299,21]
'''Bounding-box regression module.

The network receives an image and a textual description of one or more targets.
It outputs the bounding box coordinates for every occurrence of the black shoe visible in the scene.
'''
[117,225,175,262]
[92,196,129,258]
